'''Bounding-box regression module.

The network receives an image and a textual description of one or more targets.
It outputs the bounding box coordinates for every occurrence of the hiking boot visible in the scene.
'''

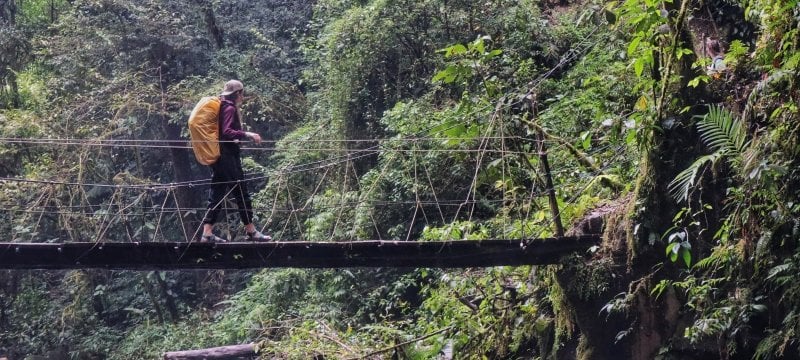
[200,233,227,243]
[246,230,272,242]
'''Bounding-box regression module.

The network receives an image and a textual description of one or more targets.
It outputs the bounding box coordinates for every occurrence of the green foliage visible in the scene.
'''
[725,40,750,66]
[745,0,800,71]
[571,261,614,302]
[213,270,313,343]
[8,0,800,357]
[665,233,692,267]
[614,0,671,78]
[16,0,70,27]
[538,33,637,139]
[417,266,547,358]
[432,36,504,96]
[112,314,218,360]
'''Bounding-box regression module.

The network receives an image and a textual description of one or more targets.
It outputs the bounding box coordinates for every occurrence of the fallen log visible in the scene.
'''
[163,343,256,360]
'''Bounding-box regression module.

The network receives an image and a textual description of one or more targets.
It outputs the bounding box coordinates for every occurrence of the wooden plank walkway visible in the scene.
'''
[0,235,599,270]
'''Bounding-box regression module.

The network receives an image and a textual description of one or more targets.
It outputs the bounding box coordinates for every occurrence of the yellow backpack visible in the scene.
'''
[187,96,222,165]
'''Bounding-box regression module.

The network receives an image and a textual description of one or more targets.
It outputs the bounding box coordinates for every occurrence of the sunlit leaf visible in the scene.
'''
[635,95,648,110]
[634,57,645,77]
[443,44,467,57]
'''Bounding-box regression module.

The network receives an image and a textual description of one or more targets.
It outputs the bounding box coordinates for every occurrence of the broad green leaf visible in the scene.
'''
[771,106,785,119]
[432,69,451,83]
[464,125,480,138]
[681,248,692,267]
[634,57,645,77]
[444,124,468,138]
[580,131,592,150]
[688,75,709,88]
[443,44,467,57]
[672,208,687,222]
[625,129,637,145]
[472,37,487,54]
[666,242,679,256]
[676,47,694,59]
[484,49,502,60]
[669,248,678,262]
[668,231,686,243]
[627,36,642,56]
[432,65,459,83]
[429,121,460,135]
[635,95,648,110]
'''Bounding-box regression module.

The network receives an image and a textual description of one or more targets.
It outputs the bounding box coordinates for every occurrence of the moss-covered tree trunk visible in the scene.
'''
[555,0,719,356]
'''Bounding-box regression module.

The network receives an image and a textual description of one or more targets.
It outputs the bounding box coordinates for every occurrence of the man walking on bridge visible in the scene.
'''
[201,80,271,242]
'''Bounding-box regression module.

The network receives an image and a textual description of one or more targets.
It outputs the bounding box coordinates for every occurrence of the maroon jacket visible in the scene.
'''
[218,98,247,142]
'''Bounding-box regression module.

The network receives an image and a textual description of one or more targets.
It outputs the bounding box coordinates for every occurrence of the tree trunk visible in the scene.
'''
[141,274,165,323]
[0,271,20,329]
[0,0,16,25]
[8,71,19,108]
[162,120,200,240]
[163,344,256,360]
[50,0,57,23]
[195,0,224,49]
[153,271,179,322]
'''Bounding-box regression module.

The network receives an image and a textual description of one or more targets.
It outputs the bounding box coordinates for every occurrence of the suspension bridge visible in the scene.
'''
[0,132,614,269]
[0,91,618,270]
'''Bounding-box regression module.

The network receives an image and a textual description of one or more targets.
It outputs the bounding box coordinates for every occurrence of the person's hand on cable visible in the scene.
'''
[246,132,262,144]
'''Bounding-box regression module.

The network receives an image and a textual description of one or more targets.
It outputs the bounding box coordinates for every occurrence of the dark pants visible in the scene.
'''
[202,148,253,225]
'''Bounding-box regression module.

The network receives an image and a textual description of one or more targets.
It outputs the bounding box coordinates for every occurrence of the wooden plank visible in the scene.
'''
[0,236,599,270]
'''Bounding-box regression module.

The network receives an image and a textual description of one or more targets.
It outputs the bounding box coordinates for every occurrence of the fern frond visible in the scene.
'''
[767,263,792,280]
[696,105,749,155]
[692,256,718,271]
[755,333,780,360]
[668,153,722,202]
[669,105,749,203]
